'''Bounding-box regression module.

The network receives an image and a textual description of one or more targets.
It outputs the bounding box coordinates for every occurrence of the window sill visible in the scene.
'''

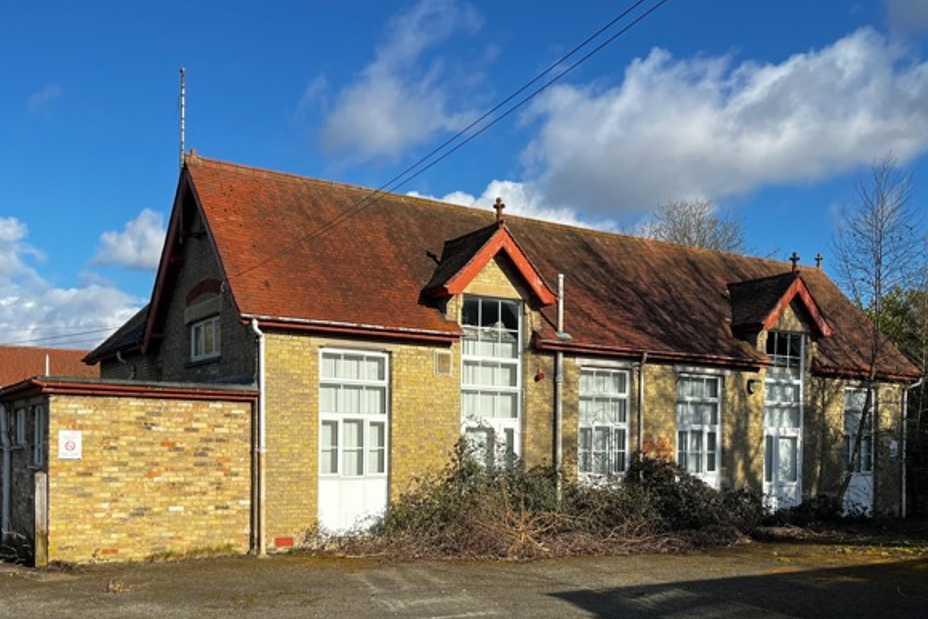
[185,355,221,369]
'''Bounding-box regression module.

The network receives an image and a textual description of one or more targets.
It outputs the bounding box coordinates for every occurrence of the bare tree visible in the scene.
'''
[641,199,746,253]
[833,154,926,508]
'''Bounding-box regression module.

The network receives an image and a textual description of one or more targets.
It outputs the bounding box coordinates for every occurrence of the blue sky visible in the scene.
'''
[3,0,928,350]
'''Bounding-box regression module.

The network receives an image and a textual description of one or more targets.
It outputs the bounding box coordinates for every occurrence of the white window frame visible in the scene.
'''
[762,330,806,511]
[460,296,522,467]
[676,374,722,488]
[843,387,874,474]
[31,405,45,467]
[190,315,222,362]
[578,367,630,479]
[319,349,390,479]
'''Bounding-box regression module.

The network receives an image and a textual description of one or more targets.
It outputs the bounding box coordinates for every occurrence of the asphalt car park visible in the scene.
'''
[2,539,927,619]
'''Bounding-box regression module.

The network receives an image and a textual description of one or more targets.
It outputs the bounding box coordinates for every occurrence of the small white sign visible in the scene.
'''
[58,430,82,460]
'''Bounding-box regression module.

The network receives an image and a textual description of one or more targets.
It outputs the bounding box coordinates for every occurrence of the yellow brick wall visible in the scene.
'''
[262,333,460,543]
[46,394,252,563]
[805,377,905,513]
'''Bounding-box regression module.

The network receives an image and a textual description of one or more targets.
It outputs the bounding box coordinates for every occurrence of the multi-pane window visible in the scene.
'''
[763,331,804,485]
[766,331,804,380]
[461,297,522,465]
[319,350,388,477]
[676,375,721,484]
[843,388,874,473]
[32,406,45,467]
[191,316,221,361]
[14,408,26,446]
[579,368,629,478]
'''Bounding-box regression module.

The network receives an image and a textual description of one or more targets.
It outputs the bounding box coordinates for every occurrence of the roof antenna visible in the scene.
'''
[179,67,186,168]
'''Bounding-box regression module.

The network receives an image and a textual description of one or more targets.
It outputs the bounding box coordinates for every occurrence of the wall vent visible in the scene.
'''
[434,350,453,376]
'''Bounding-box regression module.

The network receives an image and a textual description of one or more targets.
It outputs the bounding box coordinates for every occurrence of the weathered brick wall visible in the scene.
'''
[157,211,256,384]
[45,393,252,563]
[725,368,765,490]
[641,364,678,461]
[875,383,904,515]
[804,375,847,499]
[3,396,44,548]
[805,378,905,514]
[99,207,256,385]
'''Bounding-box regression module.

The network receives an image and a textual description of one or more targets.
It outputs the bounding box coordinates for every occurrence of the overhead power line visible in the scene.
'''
[233,0,673,279]
[0,326,118,348]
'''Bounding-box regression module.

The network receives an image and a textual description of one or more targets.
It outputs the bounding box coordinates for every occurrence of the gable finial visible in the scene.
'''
[815,252,823,270]
[493,197,506,225]
[789,251,800,273]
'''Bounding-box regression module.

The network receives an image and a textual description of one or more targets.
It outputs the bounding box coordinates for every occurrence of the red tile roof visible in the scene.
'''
[140,154,922,382]
[0,345,98,387]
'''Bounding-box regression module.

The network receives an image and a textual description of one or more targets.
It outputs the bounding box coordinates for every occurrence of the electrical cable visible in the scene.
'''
[232,0,673,279]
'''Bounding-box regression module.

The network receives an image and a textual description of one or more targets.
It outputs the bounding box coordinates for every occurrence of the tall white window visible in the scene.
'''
[764,331,804,485]
[843,388,874,473]
[461,296,522,466]
[191,315,221,361]
[579,368,629,478]
[319,350,389,477]
[676,375,721,487]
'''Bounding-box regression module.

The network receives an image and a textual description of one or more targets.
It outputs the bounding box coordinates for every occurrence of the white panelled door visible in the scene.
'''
[318,350,389,533]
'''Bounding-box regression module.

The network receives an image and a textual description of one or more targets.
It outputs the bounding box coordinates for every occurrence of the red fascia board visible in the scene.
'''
[242,315,462,344]
[810,362,921,384]
[442,230,557,306]
[533,336,766,371]
[0,378,257,402]
[143,172,190,354]
[763,278,834,337]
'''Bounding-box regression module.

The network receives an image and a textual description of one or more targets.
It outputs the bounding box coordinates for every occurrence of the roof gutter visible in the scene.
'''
[533,337,765,371]
[240,315,461,344]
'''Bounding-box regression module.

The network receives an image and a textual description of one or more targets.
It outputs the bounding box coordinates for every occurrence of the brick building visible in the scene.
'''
[2,152,922,564]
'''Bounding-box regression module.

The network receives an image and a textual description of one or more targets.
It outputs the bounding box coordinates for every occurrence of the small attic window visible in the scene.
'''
[187,294,222,362]
[191,316,221,362]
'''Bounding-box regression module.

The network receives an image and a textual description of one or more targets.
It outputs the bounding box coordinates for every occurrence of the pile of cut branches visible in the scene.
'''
[313,444,763,561]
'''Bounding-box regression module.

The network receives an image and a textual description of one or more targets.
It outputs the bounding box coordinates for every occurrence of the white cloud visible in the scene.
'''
[0,217,140,349]
[318,0,485,162]
[886,0,928,33]
[92,208,165,270]
[27,83,61,113]
[408,180,618,231]
[520,28,928,217]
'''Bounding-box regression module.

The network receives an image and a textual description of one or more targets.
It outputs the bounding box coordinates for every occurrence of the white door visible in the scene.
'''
[763,332,804,511]
[318,350,389,533]
[842,388,874,515]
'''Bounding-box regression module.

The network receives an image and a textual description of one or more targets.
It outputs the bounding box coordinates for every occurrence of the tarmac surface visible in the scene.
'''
[1,540,927,618]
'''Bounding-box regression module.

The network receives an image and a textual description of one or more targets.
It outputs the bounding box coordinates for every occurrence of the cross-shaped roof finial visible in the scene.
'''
[815,252,823,270]
[493,197,506,225]
[789,251,800,272]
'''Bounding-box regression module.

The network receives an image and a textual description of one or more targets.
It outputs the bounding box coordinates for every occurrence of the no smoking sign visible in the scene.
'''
[58,430,83,460]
